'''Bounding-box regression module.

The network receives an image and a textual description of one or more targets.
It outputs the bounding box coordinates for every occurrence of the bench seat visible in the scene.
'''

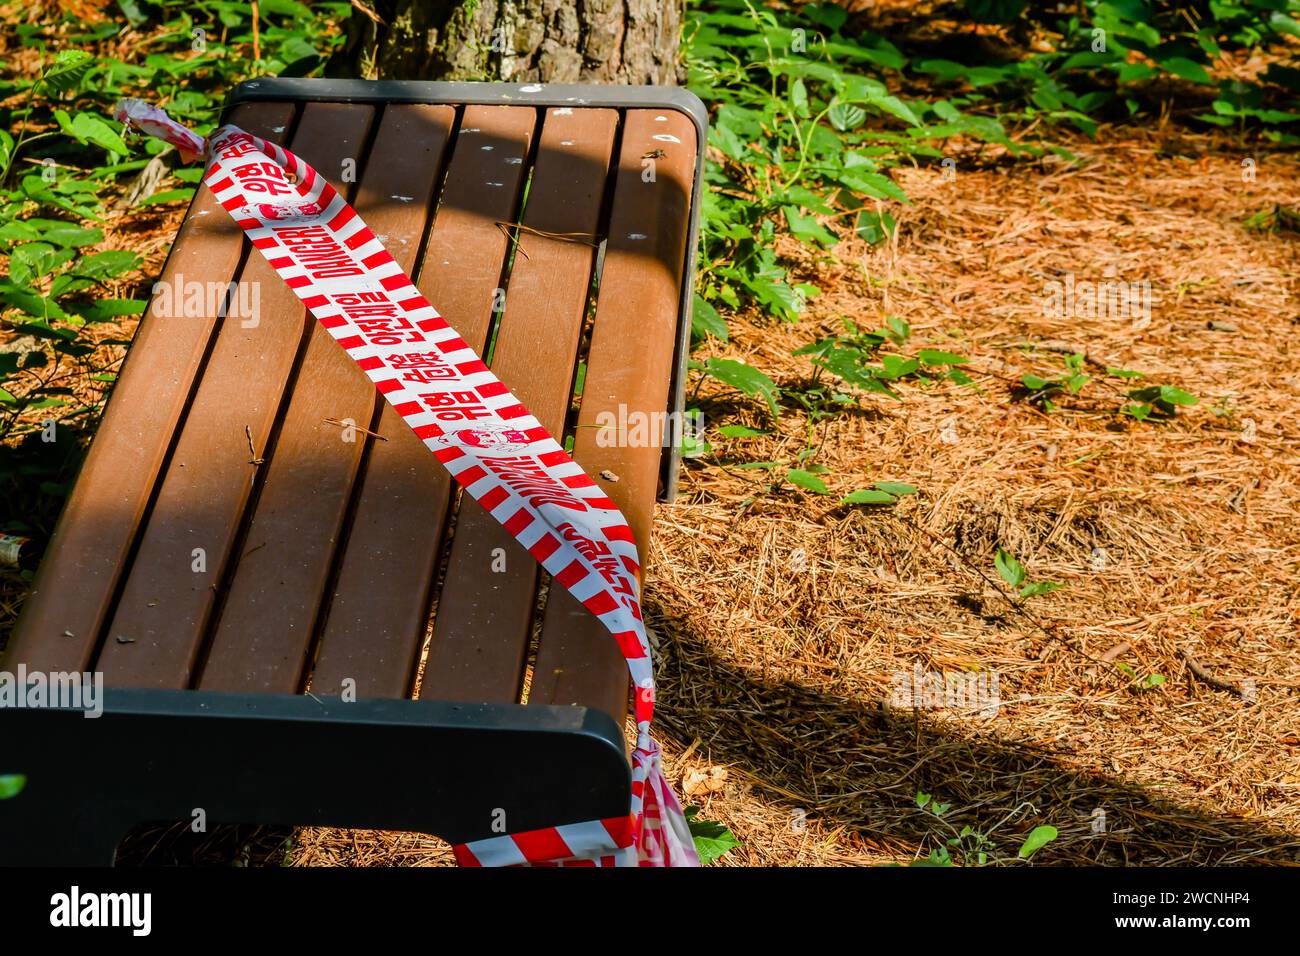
[0,80,704,864]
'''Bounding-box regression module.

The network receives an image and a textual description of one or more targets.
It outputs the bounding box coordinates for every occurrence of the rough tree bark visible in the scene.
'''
[341,0,684,85]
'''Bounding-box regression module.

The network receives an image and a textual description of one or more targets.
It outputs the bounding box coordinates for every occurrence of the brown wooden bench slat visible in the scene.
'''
[528,109,699,725]
[97,104,377,688]
[4,101,297,675]
[308,104,538,700]
[417,107,617,704]
[199,104,456,694]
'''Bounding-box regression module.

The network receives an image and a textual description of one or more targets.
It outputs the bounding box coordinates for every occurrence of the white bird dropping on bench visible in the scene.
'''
[113,97,698,868]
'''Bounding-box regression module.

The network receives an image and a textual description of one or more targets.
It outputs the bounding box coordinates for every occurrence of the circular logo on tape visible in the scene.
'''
[443,424,533,455]
[238,200,322,223]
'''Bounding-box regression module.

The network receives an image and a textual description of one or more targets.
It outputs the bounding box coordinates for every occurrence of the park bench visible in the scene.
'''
[0,79,705,865]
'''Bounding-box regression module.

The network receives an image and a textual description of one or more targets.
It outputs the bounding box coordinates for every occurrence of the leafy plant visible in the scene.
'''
[0,774,26,800]
[0,1,349,500]
[944,1,1300,138]
[1021,352,1090,411]
[1016,353,1199,424]
[696,356,780,419]
[1017,824,1058,860]
[685,806,741,864]
[843,481,917,506]
[995,547,1065,599]
[1115,661,1168,691]
[1124,383,1199,421]
[912,791,1058,865]
[686,0,1018,332]
[793,317,972,411]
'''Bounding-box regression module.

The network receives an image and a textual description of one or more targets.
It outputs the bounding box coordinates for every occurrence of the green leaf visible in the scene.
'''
[1271,13,1300,40]
[885,315,910,344]
[0,774,26,800]
[783,205,838,247]
[995,548,1026,588]
[877,353,920,380]
[1018,825,1058,859]
[873,481,917,496]
[72,250,141,281]
[1157,385,1198,406]
[0,220,40,247]
[868,93,922,128]
[1019,581,1064,598]
[69,298,148,323]
[10,243,74,287]
[828,102,867,132]
[839,171,910,204]
[58,111,129,156]
[43,51,94,94]
[855,208,896,245]
[140,188,197,206]
[786,469,830,494]
[116,0,149,26]
[917,349,968,366]
[704,357,780,418]
[0,129,14,176]
[691,294,728,342]
[686,808,740,864]
[28,220,103,248]
[790,78,809,118]
[1159,57,1212,85]
[842,488,897,505]
[1117,63,1159,84]
[79,114,128,156]
[0,282,68,321]
[259,0,315,16]
[718,425,766,438]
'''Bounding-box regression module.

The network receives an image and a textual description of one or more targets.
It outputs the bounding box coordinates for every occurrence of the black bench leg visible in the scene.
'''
[0,795,126,866]
[2,688,630,866]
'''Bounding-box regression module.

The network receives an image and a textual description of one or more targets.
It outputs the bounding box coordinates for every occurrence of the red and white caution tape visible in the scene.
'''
[114,98,698,868]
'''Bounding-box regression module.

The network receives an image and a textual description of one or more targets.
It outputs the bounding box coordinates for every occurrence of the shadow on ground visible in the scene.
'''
[648,600,1300,866]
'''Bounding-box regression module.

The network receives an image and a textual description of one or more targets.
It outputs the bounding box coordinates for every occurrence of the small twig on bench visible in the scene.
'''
[1180,649,1247,698]
[245,424,264,466]
[350,0,387,25]
[494,221,601,261]
[251,1,261,62]
[322,417,388,441]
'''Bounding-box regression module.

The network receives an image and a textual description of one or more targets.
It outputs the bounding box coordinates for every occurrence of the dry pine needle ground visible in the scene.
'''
[4,121,1297,867]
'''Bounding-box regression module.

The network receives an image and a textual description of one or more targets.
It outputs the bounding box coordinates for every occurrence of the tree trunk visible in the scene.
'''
[341,0,684,85]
